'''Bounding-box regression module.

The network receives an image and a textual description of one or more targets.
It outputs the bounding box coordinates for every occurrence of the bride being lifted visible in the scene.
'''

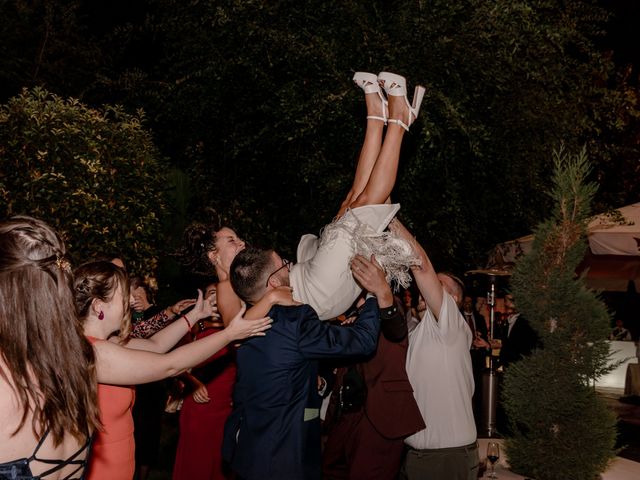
[180,71,425,321]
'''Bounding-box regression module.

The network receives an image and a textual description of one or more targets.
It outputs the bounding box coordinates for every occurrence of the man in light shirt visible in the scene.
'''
[390,220,479,480]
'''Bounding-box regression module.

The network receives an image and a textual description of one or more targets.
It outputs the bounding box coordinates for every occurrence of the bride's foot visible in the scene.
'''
[378,72,425,131]
[353,72,388,124]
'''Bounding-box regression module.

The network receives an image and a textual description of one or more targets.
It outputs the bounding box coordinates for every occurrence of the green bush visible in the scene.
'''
[0,87,169,276]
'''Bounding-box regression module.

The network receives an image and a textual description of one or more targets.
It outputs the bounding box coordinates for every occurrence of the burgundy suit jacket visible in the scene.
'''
[361,305,425,439]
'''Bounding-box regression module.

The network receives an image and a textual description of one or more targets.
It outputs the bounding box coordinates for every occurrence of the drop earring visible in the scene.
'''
[98,311,104,320]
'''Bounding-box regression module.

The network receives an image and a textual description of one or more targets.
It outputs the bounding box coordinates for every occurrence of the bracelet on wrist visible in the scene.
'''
[181,314,191,330]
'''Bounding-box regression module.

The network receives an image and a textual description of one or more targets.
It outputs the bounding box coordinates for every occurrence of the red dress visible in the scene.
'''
[172,327,237,480]
[86,337,136,480]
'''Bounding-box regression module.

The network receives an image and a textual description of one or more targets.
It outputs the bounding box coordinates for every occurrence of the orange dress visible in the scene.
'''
[86,336,136,480]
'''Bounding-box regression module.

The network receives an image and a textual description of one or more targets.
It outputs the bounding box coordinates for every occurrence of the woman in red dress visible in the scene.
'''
[173,283,237,480]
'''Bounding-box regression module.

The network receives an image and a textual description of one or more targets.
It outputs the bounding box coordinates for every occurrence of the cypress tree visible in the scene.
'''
[501,147,617,479]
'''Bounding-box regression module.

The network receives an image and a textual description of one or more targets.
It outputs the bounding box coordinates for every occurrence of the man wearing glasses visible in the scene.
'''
[222,247,392,480]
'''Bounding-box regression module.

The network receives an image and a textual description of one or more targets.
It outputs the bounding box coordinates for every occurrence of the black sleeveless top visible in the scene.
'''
[0,430,92,480]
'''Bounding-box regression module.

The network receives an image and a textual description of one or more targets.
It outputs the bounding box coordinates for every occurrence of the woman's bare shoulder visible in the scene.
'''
[216,280,242,324]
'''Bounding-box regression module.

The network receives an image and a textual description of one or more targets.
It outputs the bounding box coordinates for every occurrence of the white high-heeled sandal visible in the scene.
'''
[378,72,425,131]
[353,72,388,124]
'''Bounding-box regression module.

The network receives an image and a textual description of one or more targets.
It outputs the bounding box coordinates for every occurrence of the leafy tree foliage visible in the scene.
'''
[85,0,638,271]
[1,0,637,276]
[0,88,169,276]
[0,0,103,98]
[502,147,616,479]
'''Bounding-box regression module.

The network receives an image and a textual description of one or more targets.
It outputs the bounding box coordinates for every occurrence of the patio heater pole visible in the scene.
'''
[488,279,496,351]
[465,268,510,438]
[481,274,498,437]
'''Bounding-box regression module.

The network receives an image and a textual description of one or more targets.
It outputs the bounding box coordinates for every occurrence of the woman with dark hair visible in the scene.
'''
[0,216,100,480]
[73,261,272,480]
[177,223,291,326]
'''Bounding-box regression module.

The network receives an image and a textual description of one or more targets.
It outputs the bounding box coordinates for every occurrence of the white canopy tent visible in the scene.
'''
[490,202,640,291]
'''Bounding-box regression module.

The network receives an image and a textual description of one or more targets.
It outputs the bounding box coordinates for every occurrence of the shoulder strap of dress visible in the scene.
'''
[30,430,92,479]
[28,428,51,459]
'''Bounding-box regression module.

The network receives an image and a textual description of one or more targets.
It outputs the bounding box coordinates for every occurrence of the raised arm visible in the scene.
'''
[388,219,445,320]
[297,297,381,359]
[95,306,272,385]
[216,279,243,326]
[130,310,170,339]
[218,279,298,324]
[128,298,195,338]
[124,290,212,353]
[247,286,299,317]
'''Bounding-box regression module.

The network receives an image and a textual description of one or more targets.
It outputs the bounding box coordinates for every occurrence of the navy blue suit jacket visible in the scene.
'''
[222,297,380,480]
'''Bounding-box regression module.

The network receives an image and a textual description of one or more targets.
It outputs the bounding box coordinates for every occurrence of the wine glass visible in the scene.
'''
[486,441,500,479]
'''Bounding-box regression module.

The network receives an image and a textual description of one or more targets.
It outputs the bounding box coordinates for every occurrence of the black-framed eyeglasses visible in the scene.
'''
[265,259,291,287]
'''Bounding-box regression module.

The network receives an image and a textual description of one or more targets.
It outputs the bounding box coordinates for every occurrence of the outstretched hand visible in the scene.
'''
[226,304,273,341]
[350,254,393,308]
[170,298,197,316]
[185,289,214,324]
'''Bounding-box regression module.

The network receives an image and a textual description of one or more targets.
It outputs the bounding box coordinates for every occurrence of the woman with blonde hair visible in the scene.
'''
[0,216,100,479]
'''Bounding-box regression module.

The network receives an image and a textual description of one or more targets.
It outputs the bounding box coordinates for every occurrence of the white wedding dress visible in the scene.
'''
[289,203,418,320]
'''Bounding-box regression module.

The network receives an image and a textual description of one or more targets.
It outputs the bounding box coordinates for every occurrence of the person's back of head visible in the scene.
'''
[92,251,127,271]
[438,271,465,306]
[230,247,274,304]
[0,216,100,444]
[74,260,132,340]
